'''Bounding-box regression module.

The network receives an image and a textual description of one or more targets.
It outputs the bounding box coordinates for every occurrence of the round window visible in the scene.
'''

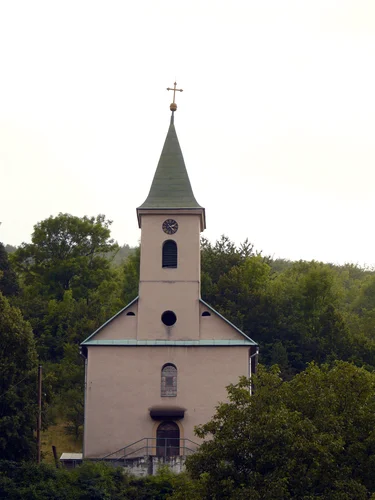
[161,311,177,326]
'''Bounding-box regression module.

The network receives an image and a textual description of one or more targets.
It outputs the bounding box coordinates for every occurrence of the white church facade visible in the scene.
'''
[81,97,258,461]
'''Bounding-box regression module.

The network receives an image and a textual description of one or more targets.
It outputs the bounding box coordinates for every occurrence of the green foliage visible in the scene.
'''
[0,293,38,461]
[0,460,199,499]
[122,246,140,304]
[52,344,85,439]
[200,239,375,377]
[350,274,375,340]
[201,236,255,300]
[4,214,375,492]
[0,461,123,499]
[11,214,123,361]
[1,215,124,457]
[210,254,271,331]
[110,244,136,267]
[0,242,19,297]
[187,362,375,499]
[12,213,118,301]
[260,261,352,373]
[4,244,17,254]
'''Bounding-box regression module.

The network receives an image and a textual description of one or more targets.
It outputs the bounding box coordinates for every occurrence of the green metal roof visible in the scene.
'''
[138,116,202,210]
[82,339,254,346]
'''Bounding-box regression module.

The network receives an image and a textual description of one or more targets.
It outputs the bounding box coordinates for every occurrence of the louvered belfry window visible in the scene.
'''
[162,240,177,268]
[161,364,177,397]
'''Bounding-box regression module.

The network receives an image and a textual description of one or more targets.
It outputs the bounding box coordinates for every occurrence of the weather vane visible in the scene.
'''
[167,82,183,112]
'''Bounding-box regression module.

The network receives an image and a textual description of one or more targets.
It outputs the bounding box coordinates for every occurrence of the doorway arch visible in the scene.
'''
[156,421,180,457]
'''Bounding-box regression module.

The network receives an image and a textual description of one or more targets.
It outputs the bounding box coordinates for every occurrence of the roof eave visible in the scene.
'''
[82,339,255,346]
[136,207,206,231]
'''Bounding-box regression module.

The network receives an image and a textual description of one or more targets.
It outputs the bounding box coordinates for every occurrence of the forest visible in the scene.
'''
[1,212,375,498]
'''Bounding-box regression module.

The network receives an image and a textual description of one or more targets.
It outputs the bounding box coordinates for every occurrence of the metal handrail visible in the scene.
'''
[101,437,199,461]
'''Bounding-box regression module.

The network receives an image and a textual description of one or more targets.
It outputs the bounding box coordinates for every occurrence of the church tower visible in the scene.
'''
[136,112,205,341]
[81,86,258,464]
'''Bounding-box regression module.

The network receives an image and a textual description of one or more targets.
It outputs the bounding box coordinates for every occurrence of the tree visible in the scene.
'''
[12,213,118,301]
[253,261,353,375]
[4,244,17,254]
[187,362,375,499]
[351,275,375,338]
[11,214,122,360]
[111,244,136,267]
[206,254,272,333]
[0,242,19,297]
[201,236,255,301]
[200,239,368,376]
[0,460,200,499]
[0,293,38,461]
[51,344,85,439]
[122,247,140,305]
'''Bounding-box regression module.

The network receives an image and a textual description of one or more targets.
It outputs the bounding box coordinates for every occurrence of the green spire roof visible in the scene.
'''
[138,117,202,209]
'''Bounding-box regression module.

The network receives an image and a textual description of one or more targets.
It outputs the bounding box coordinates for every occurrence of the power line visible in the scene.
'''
[0,369,37,400]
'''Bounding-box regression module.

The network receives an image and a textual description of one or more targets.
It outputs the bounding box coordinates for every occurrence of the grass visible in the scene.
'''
[41,421,82,464]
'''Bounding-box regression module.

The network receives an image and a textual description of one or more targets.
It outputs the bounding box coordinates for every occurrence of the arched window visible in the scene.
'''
[156,421,180,457]
[202,311,211,316]
[161,363,177,397]
[162,240,177,268]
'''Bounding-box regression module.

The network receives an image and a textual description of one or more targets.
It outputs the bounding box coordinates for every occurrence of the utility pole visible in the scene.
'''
[37,364,42,464]
[52,445,59,468]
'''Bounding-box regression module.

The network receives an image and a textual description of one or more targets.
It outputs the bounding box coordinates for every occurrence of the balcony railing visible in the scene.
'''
[100,437,199,462]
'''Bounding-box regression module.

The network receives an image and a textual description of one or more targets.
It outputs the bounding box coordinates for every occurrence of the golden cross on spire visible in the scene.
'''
[167,81,183,112]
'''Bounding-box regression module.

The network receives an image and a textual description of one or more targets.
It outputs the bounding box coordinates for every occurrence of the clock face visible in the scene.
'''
[162,219,178,235]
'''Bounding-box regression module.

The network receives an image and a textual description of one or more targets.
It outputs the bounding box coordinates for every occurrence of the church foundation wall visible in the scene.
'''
[117,455,186,476]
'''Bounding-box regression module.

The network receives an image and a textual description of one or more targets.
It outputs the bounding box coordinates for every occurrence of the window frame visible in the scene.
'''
[162,240,178,269]
[161,363,177,397]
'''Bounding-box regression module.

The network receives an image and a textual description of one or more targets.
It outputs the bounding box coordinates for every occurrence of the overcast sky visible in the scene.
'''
[1,1,374,266]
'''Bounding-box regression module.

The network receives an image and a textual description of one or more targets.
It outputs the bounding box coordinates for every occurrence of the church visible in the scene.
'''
[80,86,258,463]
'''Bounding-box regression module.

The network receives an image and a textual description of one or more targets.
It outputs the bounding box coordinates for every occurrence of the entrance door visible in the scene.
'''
[156,421,180,457]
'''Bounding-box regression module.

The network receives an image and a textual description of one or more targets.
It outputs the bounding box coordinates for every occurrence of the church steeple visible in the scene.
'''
[137,95,205,229]
[138,119,203,211]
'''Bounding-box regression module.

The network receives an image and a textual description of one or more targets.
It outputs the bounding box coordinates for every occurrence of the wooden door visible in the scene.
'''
[156,421,180,457]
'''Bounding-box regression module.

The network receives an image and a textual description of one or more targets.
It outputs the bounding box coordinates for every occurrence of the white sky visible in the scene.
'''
[1,1,374,266]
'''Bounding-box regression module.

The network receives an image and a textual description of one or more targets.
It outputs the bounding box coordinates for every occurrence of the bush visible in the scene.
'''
[0,460,198,500]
